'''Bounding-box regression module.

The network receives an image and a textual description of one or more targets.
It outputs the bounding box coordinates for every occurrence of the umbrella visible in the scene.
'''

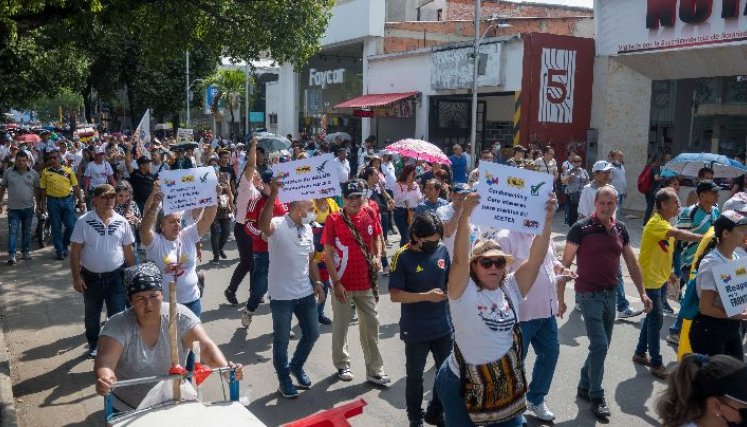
[324,132,352,144]
[384,138,451,165]
[17,133,40,144]
[257,134,291,153]
[663,152,747,178]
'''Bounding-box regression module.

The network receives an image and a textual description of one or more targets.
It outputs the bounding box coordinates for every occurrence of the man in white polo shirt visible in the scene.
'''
[259,178,324,399]
[70,184,135,358]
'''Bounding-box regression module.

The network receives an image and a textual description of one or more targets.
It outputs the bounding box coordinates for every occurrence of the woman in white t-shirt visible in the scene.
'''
[656,353,747,427]
[393,164,421,247]
[434,190,557,427]
[140,184,217,317]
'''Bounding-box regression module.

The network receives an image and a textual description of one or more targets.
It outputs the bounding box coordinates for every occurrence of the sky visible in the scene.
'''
[506,0,593,8]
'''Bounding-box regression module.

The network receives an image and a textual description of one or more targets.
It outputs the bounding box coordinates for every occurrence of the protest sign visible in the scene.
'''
[271,154,341,203]
[159,167,218,215]
[470,163,553,235]
[710,258,747,318]
[177,128,194,143]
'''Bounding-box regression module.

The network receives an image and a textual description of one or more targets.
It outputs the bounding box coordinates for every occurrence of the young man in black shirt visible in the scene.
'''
[125,153,156,214]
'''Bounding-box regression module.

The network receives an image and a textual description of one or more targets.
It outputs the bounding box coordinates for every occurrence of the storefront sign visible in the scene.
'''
[353,109,374,117]
[159,167,218,215]
[710,257,747,318]
[598,0,747,55]
[309,68,346,89]
[471,163,553,235]
[431,43,503,90]
[271,154,341,203]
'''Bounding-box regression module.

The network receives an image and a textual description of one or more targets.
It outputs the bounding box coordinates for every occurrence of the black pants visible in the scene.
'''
[210,218,232,258]
[227,222,253,295]
[690,313,744,361]
[404,335,454,422]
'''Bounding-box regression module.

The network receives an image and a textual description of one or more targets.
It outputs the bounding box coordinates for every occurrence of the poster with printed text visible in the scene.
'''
[271,154,341,203]
[159,167,217,215]
[177,128,194,143]
[471,163,553,235]
[710,258,747,318]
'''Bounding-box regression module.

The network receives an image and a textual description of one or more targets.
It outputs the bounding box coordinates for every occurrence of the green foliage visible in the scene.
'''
[29,89,84,123]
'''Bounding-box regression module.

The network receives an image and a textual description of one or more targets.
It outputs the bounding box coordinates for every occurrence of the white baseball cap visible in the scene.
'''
[592,160,614,173]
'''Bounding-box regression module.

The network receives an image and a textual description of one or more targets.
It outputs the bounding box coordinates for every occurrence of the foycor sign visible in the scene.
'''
[309,68,346,89]
[597,0,747,55]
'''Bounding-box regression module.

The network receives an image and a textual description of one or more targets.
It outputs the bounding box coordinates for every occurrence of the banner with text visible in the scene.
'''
[177,128,194,143]
[710,258,747,318]
[471,163,553,235]
[271,154,341,203]
[159,167,217,214]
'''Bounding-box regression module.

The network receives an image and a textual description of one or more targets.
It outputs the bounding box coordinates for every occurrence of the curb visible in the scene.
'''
[0,280,18,427]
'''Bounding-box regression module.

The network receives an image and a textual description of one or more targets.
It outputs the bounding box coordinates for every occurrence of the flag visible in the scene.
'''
[133,109,151,157]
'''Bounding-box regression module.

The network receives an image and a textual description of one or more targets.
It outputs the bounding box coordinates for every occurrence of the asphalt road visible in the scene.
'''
[0,212,679,427]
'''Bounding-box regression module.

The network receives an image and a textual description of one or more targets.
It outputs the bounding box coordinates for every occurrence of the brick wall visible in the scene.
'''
[446,0,592,20]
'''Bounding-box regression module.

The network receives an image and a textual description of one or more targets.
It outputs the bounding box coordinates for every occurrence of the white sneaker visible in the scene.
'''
[527,401,556,422]
[617,307,643,319]
[366,373,391,386]
[241,309,254,328]
[574,303,582,312]
[337,368,354,381]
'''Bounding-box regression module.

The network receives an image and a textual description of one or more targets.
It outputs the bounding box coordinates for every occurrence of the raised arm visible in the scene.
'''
[124,150,135,175]
[243,137,258,182]
[195,187,220,236]
[447,192,480,300]
[514,194,557,297]
[259,178,281,237]
[139,185,162,246]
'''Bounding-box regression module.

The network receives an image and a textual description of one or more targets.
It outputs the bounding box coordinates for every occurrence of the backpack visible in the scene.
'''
[637,165,655,194]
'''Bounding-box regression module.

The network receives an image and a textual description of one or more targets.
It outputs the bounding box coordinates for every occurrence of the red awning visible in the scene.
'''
[333,91,419,109]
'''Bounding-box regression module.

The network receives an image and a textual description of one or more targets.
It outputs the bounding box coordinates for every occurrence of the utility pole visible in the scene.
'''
[185,50,191,127]
[245,62,249,138]
[470,0,480,170]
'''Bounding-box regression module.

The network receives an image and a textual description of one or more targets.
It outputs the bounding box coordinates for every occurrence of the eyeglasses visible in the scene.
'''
[477,257,506,269]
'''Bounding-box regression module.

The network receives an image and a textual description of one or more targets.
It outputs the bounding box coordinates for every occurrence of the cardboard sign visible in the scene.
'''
[710,257,747,318]
[470,163,553,235]
[271,154,341,203]
[177,128,194,143]
[159,167,217,214]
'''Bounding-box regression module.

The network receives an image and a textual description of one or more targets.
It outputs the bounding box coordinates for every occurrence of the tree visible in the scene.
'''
[204,68,254,138]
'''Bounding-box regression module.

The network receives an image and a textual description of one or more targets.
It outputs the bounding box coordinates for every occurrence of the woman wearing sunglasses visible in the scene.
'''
[435,190,556,427]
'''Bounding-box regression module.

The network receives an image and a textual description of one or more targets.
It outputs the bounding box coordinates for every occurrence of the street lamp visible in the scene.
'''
[469,3,511,169]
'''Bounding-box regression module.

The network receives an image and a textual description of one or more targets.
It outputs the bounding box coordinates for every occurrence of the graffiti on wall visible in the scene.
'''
[538,48,577,124]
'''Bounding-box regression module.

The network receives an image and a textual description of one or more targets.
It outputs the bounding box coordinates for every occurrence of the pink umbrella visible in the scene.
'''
[17,133,40,144]
[384,138,451,165]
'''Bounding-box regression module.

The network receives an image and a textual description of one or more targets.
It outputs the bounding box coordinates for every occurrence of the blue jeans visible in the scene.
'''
[576,288,617,400]
[317,280,330,316]
[520,316,560,405]
[246,252,269,312]
[616,267,630,312]
[48,196,76,256]
[7,207,34,255]
[635,288,664,366]
[394,208,410,247]
[270,294,320,382]
[183,298,202,318]
[82,267,126,349]
[404,335,453,422]
[434,361,524,427]
[618,194,625,210]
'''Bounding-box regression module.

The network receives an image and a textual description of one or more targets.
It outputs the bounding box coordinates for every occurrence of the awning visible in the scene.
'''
[333,91,419,109]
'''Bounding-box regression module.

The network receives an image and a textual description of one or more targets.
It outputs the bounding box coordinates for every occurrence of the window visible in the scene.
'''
[437,9,442,21]
[269,113,278,125]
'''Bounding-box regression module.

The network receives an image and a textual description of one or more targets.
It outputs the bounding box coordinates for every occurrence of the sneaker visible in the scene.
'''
[224,289,238,306]
[366,373,391,386]
[423,405,445,427]
[211,258,220,265]
[574,303,582,312]
[337,368,354,382]
[632,353,650,366]
[617,307,643,319]
[527,401,556,422]
[290,368,312,389]
[650,364,669,379]
[62,249,68,257]
[666,333,680,345]
[577,387,590,401]
[663,305,675,315]
[220,250,227,259]
[289,330,296,339]
[20,253,33,261]
[55,253,64,261]
[86,348,98,359]
[240,309,254,328]
[382,266,390,276]
[278,378,299,398]
[591,398,611,418]
[318,313,332,325]
[7,255,16,265]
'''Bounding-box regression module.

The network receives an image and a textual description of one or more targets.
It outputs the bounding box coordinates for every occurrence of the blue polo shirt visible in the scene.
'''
[388,244,453,342]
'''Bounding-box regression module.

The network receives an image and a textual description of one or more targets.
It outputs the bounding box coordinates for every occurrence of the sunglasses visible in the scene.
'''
[98,193,116,200]
[477,257,506,269]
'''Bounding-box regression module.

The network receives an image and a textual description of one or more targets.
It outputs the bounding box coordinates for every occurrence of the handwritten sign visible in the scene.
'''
[177,128,194,143]
[271,154,341,203]
[710,257,747,318]
[470,163,552,235]
[159,167,217,214]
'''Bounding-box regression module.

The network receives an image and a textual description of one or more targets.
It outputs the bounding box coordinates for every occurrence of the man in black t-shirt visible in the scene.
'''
[217,149,237,192]
[388,213,452,427]
[127,156,156,214]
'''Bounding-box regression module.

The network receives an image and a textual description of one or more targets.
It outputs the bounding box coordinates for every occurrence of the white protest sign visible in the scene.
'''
[177,128,194,143]
[159,167,218,214]
[710,258,747,318]
[470,163,553,235]
[271,154,341,203]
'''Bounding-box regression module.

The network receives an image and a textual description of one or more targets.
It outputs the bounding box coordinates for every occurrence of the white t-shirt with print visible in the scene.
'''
[84,161,113,188]
[448,274,522,376]
[70,210,135,273]
[145,224,201,304]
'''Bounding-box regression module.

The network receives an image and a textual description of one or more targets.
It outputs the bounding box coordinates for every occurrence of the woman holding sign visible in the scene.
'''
[690,210,747,361]
[140,184,218,317]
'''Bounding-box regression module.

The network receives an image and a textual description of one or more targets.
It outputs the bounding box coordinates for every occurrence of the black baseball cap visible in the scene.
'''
[342,180,366,198]
[512,145,528,153]
[696,180,720,194]
[136,156,152,165]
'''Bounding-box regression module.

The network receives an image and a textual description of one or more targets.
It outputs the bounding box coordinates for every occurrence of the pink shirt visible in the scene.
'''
[495,229,560,322]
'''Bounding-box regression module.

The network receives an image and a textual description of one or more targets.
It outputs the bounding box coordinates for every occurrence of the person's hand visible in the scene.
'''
[223,362,244,381]
[557,300,567,319]
[462,192,481,215]
[641,293,653,313]
[545,192,558,222]
[313,282,325,304]
[423,288,447,303]
[333,281,347,303]
[269,177,282,194]
[73,276,87,293]
[95,373,116,396]
[372,257,382,272]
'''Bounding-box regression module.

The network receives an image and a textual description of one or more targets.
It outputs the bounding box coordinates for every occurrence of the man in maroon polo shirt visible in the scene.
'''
[561,185,652,420]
